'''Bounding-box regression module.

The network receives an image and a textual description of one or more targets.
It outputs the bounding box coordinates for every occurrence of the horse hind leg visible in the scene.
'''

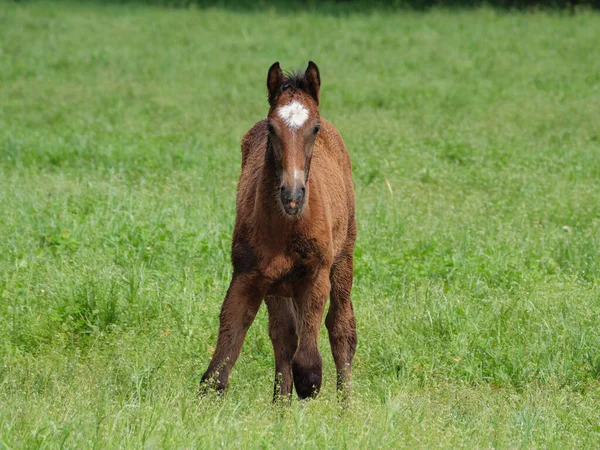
[265,296,298,401]
[326,253,357,399]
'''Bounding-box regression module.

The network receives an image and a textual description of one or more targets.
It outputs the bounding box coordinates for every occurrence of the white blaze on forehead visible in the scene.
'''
[277,100,309,130]
[283,169,305,185]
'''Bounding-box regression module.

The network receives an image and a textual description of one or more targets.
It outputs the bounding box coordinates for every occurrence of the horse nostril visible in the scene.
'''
[299,185,306,201]
[280,187,290,204]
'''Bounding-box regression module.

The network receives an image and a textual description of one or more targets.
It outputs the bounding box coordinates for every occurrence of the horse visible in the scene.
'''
[200,61,357,400]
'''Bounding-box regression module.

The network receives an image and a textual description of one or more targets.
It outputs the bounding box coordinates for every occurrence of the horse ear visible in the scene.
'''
[267,62,284,106]
[304,61,321,105]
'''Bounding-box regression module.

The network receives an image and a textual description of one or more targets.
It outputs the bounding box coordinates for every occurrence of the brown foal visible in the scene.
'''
[201,61,357,400]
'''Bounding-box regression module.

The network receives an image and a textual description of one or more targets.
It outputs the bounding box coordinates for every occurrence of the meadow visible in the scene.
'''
[1,1,600,447]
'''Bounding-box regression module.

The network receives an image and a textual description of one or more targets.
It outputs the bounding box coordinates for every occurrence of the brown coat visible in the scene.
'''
[201,62,357,400]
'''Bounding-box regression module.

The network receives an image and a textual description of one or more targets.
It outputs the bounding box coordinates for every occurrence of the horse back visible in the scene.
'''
[240,119,268,171]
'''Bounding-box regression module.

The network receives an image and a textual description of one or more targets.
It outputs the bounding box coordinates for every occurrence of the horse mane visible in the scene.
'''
[282,69,308,92]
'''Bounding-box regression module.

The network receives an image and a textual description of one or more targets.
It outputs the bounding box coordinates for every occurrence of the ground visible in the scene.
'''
[1,1,600,448]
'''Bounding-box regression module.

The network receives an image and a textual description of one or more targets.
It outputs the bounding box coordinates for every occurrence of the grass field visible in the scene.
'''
[1,1,600,447]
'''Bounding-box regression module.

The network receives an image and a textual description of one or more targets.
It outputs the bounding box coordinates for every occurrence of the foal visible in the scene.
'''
[201,61,357,400]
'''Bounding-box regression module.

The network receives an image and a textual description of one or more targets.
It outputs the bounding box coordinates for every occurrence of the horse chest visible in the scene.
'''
[259,235,324,294]
[264,257,319,298]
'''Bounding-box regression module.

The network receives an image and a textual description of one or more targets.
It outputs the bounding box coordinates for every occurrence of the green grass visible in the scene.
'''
[1,1,600,447]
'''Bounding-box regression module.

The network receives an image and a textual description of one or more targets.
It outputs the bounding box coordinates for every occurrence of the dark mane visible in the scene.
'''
[282,69,307,92]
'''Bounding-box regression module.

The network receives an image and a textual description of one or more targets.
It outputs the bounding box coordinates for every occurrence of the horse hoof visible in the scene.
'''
[292,360,322,399]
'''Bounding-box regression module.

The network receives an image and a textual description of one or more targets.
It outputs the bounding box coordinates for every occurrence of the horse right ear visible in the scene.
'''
[267,62,284,106]
[304,61,321,105]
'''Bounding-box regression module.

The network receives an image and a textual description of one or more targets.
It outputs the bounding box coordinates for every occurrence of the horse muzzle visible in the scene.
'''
[280,184,306,216]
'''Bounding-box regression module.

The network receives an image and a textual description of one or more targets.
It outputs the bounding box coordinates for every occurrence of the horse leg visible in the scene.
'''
[326,253,357,398]
[265,296,298,401]
[200,274,263,393]
[292,269,330,399]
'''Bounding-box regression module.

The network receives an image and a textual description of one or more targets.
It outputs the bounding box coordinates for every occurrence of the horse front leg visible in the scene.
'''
[200,274,263,393]
[292,269,330,399]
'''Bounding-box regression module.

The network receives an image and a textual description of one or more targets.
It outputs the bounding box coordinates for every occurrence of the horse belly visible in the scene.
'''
[266,280,294,297]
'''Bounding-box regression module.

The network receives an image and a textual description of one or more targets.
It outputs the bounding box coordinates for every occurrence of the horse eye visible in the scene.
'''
[313,125,320,134]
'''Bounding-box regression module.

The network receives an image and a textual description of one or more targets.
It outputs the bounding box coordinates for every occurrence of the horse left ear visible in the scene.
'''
[305,61,321,105]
